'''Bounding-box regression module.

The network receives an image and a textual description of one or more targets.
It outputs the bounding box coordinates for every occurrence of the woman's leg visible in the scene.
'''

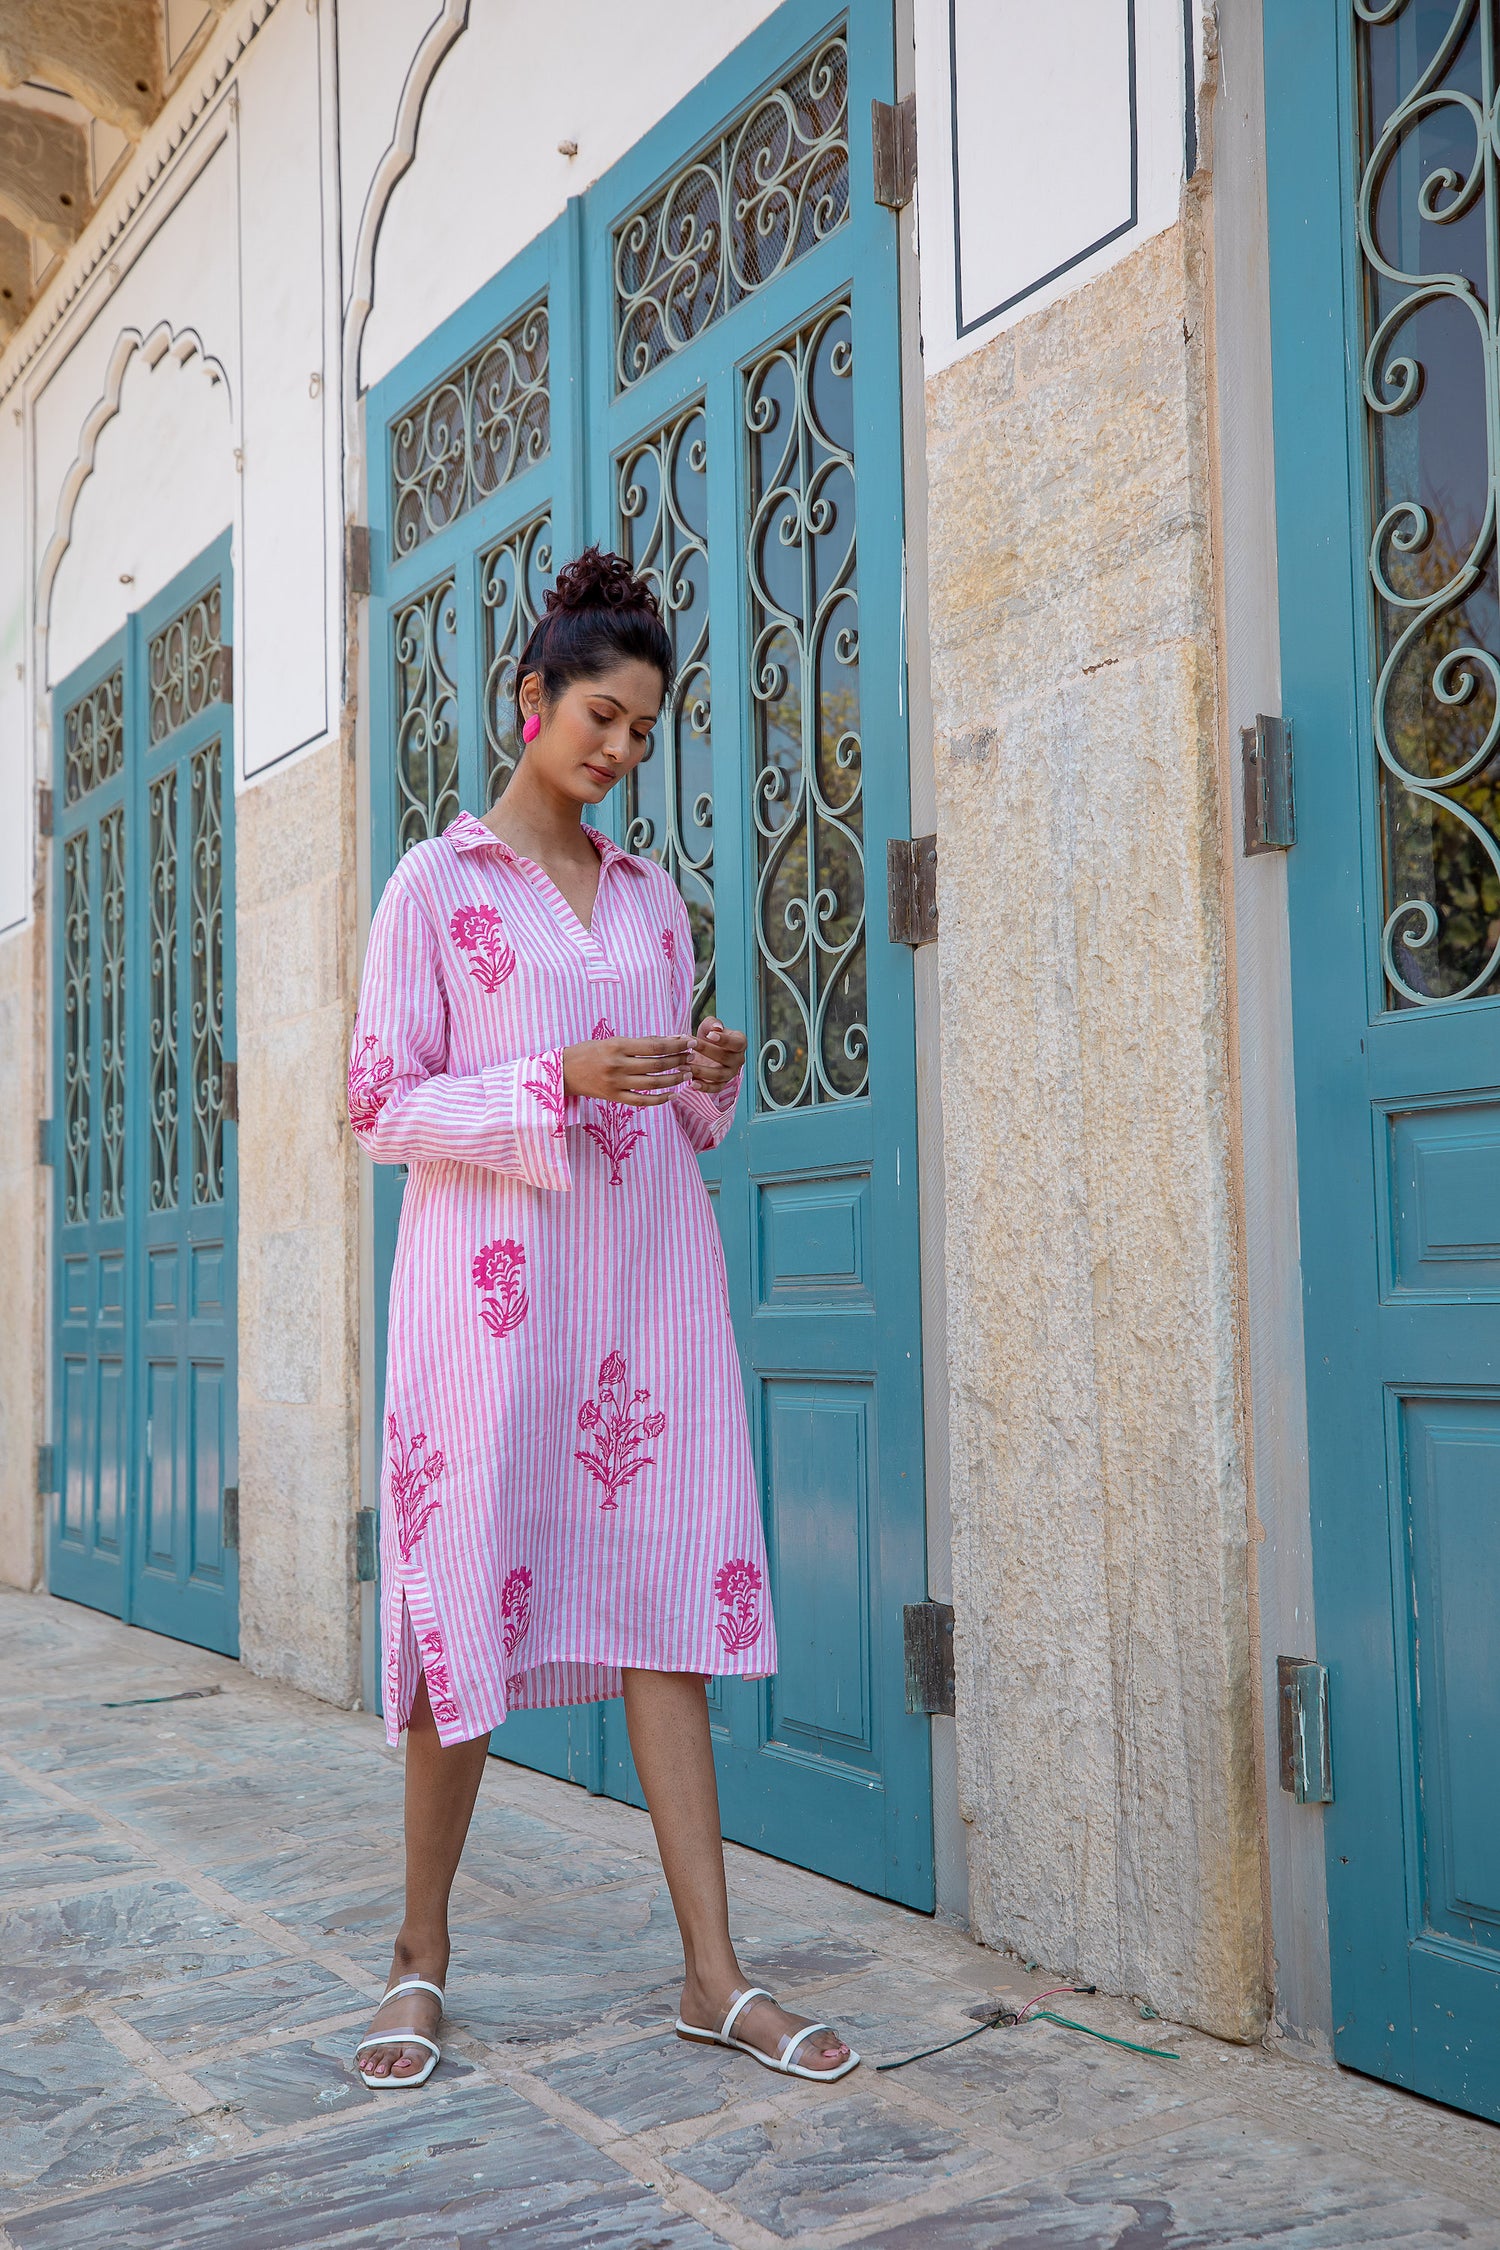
[621,1668,852,2075]
[356,1676,491,2079]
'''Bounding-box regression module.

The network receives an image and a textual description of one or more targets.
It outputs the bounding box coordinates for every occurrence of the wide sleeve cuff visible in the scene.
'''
[672,1068,743,1153]
[485,1050,573,1190]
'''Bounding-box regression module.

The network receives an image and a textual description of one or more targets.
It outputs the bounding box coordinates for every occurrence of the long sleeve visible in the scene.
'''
[347,878,571,1190]
[666,889,742,1154]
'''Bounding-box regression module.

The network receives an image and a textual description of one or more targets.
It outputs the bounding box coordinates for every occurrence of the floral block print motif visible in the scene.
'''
[576,1351,666,1509]
[661,925,675,964]
[420,1628,462,1726]
[387,1412,447,1561]
[523,1049,567,1136]
[472,1237,528,1338]
[501,1565,533,1659]
[713,1558,764,1653]
[581,1016,646,1185]
[450,901,516,993]
[347,1033,395,1132]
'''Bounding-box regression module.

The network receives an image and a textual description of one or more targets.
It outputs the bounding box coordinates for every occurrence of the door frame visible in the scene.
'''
[48,530,239,1655]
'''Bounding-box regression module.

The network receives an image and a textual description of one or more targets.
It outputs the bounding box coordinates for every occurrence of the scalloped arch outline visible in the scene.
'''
[343,0,470,431]
[37,319,232,637]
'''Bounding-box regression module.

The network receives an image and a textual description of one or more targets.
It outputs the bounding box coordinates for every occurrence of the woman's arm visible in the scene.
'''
[347,881,570,1190]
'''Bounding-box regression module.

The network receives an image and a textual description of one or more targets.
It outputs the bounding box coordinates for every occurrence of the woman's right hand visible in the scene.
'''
[562,1036,693,1107]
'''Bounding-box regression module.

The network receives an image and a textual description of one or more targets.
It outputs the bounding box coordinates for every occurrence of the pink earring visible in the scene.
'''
[522,713,541,743]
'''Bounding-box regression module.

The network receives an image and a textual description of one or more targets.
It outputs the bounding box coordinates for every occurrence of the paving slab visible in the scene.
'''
[4,1585,1500,2250]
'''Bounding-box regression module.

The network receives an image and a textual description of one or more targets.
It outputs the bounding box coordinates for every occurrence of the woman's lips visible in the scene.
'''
[584,763,614,785]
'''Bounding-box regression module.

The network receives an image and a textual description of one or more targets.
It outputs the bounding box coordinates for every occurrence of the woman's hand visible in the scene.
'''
[562,1036,693,1108]
[690,1018,747,1093]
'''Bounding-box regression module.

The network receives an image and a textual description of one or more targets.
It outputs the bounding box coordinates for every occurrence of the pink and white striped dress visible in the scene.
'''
[347,810,775,1746]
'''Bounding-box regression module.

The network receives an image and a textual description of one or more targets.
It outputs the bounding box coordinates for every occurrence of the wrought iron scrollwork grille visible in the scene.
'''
[392,300,550,558]
[1356,0,1500,1003]
[481,514,554,805]
[148,771,179,1212]
[189,742,224,1206]
[614,30,849,389]
[62,831,91,1224]
[394,577,461,855]
[98,805,126,1222]
[63,669,123,805]
[149,582,228,745]
[746,300,866,1109]
[619,402,716,1023]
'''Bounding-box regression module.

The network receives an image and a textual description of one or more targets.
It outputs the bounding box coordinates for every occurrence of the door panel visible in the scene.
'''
[366,2,932,1903]
[50,537,239,1659]
[1265,0,1500,2118]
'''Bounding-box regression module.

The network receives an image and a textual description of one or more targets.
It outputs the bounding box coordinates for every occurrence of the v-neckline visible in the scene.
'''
[522,852,601,941]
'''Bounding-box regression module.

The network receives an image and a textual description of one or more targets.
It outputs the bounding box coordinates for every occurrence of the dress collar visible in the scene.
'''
[444,808,641,872]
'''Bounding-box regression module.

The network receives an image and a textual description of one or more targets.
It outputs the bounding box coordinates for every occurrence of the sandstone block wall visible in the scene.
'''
[927,214,1265,2039]
[0,920,43,1591]
[235,738,362,1705]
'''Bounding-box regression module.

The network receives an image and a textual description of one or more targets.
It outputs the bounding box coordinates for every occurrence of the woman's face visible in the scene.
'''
[517,659,664,806]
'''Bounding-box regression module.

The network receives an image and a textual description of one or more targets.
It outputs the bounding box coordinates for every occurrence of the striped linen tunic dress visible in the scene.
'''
[348,809,776,1746]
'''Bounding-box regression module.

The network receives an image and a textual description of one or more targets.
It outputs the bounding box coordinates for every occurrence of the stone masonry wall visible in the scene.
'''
[235,737,362,1706]
[926,214,1265,2038]
[0,919,43,1591]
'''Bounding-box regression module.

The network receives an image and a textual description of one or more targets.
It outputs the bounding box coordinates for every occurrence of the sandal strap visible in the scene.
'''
[354,2031,441,2060]
[721,1986,773,2041]
[780,2022,833,2067]
[383,1976,445,2006]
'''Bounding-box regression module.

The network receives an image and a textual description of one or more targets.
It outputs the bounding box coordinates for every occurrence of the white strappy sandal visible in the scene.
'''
[354,1975,445,2089]
[675,1984,860,2082]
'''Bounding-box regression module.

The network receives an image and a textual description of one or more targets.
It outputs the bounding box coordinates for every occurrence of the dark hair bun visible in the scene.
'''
[545,546,660,620]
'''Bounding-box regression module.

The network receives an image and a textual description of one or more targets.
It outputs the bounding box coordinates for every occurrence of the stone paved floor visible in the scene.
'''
[5,1588,1500,2248]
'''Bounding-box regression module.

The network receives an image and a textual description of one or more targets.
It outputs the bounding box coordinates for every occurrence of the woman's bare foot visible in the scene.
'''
[355,1933,449,2082]
[681,1976,853,2075]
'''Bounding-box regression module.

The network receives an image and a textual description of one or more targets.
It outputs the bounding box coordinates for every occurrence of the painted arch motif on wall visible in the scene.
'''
[40,321,234,689]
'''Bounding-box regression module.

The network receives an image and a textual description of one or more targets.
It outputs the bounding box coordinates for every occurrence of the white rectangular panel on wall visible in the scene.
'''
[237,0,330,777]
[952,1,1135,333]
[916,0,1193,374]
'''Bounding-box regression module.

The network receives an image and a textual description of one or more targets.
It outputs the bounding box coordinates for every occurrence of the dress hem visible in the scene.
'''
[383,1645,778,1749]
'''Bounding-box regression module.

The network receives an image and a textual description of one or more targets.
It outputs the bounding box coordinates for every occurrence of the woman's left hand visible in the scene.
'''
[689,1018,746,1092]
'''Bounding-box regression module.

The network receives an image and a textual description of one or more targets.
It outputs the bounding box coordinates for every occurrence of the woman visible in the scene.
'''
[347,549,856,2088]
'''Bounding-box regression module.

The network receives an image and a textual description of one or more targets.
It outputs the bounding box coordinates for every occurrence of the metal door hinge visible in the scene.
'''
[355,1507,378,1582]
[1277,1655,1332,1803]
[37,1117,55,1166]
[904,1600,955,1716]
[36,1444,56,1495]
[37,784,53,839]
[222,1485,240,1550]
[222,1061,238,1124]
[346,523,372,597]
[1242,714,1294,854]
[872,92,917,209]
[888,835,939,946]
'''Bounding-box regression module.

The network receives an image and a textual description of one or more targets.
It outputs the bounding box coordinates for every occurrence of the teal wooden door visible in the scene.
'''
[367,2,934,1906]
[51,535,239,1658]
[1266,1,1500,2118]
